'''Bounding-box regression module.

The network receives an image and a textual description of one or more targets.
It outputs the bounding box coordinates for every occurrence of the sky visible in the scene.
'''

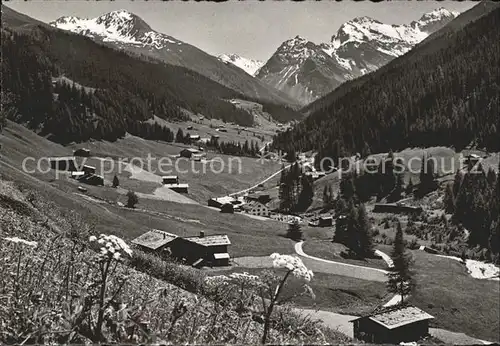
[5,0,476,61]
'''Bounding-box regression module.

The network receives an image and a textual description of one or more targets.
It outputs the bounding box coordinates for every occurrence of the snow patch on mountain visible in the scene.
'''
[217,54,264,76]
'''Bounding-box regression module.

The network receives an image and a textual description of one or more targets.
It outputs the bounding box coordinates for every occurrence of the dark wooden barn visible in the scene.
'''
[350,305,434,344]
[49,157,78,171]
[83,165,96,175]
[162,175,179,185]
[207,198,224,208]
[220,203,234,213]
[318,215,333,227]
[73,148,90,157]
[169,231,231,267]
[79,174,104,186]
[165,183,189,193]
[179,148,200,158]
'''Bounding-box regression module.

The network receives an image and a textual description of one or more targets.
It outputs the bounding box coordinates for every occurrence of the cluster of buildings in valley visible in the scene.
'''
[50,148,105,186]
[208,192,273,217]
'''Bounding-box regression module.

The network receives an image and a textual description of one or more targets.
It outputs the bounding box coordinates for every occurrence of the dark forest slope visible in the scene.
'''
[2,5,298,107]
[1,8,302,144]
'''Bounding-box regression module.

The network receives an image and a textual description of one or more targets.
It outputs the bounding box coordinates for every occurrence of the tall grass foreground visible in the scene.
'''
[0,230,338,344]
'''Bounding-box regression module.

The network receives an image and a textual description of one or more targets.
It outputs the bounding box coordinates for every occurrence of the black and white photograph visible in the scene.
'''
[0,0,499,344]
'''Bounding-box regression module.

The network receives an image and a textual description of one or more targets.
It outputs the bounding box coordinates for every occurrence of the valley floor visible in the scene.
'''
[1,122,499,343]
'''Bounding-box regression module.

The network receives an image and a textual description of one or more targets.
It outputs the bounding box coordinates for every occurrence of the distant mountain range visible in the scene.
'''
[50,10,297,106]
[256,8,459,104]
[50,7,460,106]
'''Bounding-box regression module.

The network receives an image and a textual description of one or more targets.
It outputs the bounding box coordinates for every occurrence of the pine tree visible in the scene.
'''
[486,167,497,186]
[406,178,414,196]
[443,182,455,214]
[286,220,303,241]
[278,165,290,212]
[345,202,359,256]
[340,174,356,201]
[334,204,351,245]
[323,185,330,209]
[126,190,139,208]
[112,175,120,188]
[297,175,314,211]
[386,222,415,304]
[452,170,463,200]
[389,173,404,202]
[356,204,374,258]
[417,154,437,197]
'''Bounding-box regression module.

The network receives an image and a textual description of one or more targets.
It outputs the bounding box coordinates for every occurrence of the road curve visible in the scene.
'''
[294,241,388,282]
[293,241,494,344]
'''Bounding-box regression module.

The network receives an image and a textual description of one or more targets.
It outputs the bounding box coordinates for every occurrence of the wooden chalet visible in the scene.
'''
[350,305,434,344]
[318,215,333,227]
[220,203,235,213]
[49,157,78,171]
[80,174,104,186]
[165,183,189,193]
[73,148,91,157]
[169,231,231,267]
[162,175,179,185]
[83,165,96,175]
[131,230,178,256]
[179,148,200,158]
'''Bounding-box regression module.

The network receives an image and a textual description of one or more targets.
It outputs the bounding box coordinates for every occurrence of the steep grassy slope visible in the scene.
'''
[0,121,294,257]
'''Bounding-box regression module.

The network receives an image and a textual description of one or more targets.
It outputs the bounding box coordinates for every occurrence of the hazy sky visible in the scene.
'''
[6,0,475,61]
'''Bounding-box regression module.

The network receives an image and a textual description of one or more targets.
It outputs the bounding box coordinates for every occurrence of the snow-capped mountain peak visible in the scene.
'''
[50,10,180,48]
[217,54,264,76]
[411,7,460,33]
[419,7,459,22]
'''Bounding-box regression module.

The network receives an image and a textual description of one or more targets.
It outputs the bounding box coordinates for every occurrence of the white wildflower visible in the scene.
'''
[89,235,97,242]
[269,253,314,281]
[108,235,132,256]
[204,275,229,288]
[94,234,132,258]
[3,237,38,247]
[113,252,121,260]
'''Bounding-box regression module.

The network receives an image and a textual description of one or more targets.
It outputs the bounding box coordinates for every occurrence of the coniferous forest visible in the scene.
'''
[1,24,302,144]
[273,7,500,161]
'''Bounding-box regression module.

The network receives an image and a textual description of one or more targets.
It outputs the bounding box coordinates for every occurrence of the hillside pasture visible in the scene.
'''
[68,135,283,203]
[374,245,500,343]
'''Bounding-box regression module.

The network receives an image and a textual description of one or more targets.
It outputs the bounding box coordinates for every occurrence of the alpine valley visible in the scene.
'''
[1,2,500,345]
